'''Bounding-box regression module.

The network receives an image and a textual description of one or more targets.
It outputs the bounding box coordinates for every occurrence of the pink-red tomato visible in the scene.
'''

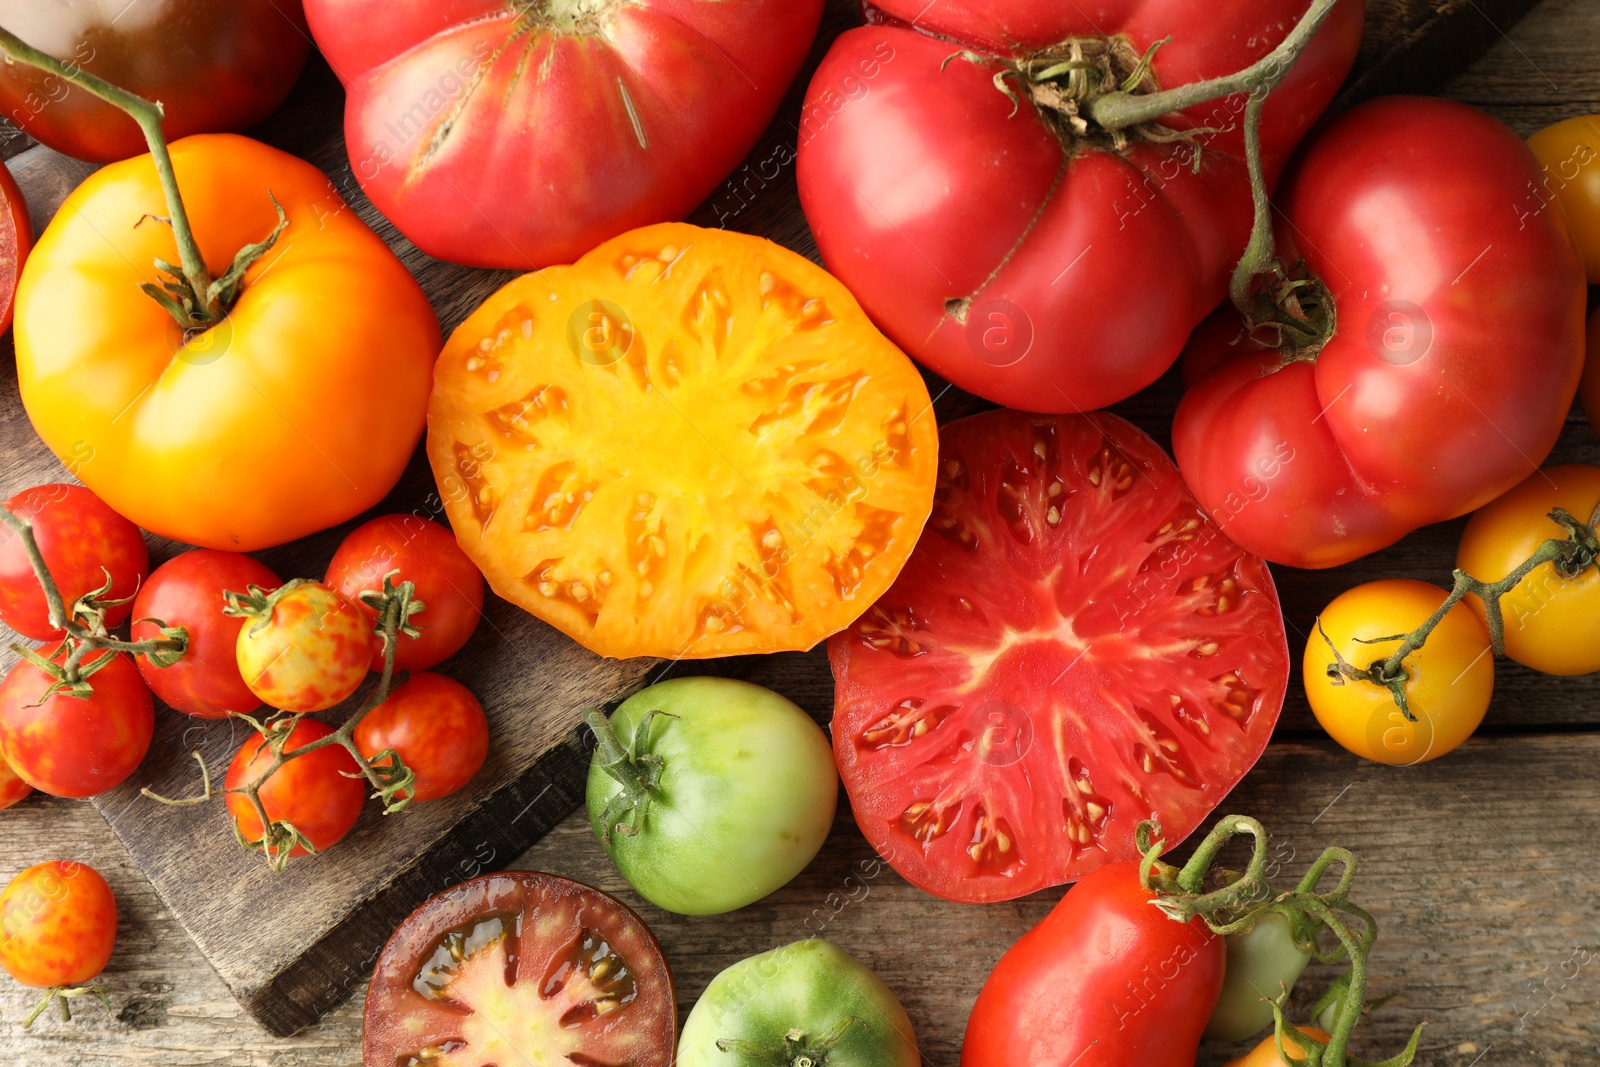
[796,0,1363,413]
[325,516,483,672]
[225,719,366,857]
[0,162,31,333]
[305,0,824,269]
[132,550,281,719]
[0,649,154,798]
[0,484,148,641]
[0,861,117,989]
[354,673,488,802]
[1174,96,1587,569]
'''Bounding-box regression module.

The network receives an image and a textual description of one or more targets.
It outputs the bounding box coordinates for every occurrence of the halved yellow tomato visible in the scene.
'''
[427,223,939,660]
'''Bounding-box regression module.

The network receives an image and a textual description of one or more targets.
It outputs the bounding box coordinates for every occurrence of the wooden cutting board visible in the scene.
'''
[0,0,1549,1038]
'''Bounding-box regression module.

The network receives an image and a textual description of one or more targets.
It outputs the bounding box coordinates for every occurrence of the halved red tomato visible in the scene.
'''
[829,410,1289,903]
[363,872,674,1067]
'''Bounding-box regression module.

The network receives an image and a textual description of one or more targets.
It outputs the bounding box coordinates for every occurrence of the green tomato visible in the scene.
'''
[585,677,838,915]
[678,939,920,1067]
[1205,910,1313,1042]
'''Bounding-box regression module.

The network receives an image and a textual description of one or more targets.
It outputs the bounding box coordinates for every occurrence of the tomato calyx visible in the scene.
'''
[1236,261,1338,361]
[584,707,677,846]
[530,0,621,35]
[21,983,111,1029]
[716,1017,869,1067]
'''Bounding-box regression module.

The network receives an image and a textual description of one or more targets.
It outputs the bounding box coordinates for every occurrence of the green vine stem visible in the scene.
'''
[1322,503,1600,720]
[0,26,285,328]
[0,506,187,698]
[1137,815,1423,1067]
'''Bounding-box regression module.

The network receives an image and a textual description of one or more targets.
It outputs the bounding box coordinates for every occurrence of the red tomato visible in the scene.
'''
[0,484,148,641]
[225,719,366,857]
[0,162,31,333]
[796,0,1363,414]
[962,860,1225,1066]
[830,410,1288,903]
[1174,96,1587,569]
[1585,307,1600,436]
[234,581,373,714]
[132,551,281,720]
[354,673,488,803]
[325,516,484,672]
[0,2,310,163]
[0,861,117,989]
[0,750,32,810]
[304,0,824,268]
[0,650,153,799]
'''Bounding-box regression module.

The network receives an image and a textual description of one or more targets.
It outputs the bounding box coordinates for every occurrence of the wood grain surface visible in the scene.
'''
[1,0,1598,1063]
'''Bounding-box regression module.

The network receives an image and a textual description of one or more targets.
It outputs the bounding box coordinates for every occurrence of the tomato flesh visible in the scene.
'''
[364,872,674,1067]
[830,411,1288,902]
[0,162,31,333]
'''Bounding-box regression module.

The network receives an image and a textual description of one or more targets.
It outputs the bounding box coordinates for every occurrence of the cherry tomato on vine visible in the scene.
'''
[1457,465,1600,677]
[234,580,372,714]
[0,649,153,798]
[0,484,148,642]
[1304,580,1493,765]
[1207,911,1312,1042]
[0,861,117,989]
[0,751,31,810]
[225,719,366,857]
[1224,1027,1333,1067]
[132,550,282,719]
[1527,116,1600,282]
[326,516,483,672]
[354,673,488,803]
[0,162,31,334]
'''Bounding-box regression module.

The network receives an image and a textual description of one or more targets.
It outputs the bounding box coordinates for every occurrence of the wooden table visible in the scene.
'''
[3,1,1599,1064]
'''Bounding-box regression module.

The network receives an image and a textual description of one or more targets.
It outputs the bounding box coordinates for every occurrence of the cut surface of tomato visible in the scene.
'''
[428,222,939,660]
[363,872,674,1067]
[829,410,1289,903]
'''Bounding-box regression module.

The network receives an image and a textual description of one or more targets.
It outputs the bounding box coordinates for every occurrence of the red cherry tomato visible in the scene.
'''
[0,750,32,810]
[0,861,117,989]
[326,516,484,672]
[962,859,1224,1067]
[0,649,153,799]
[131,550,281,719]
[796,0,1363,414]
[0,162,32,333]
[354,673,488,803]
[0,484,148,642]
[234,581,373,714]
[224,719,366,857]
[1174,96,1586,568]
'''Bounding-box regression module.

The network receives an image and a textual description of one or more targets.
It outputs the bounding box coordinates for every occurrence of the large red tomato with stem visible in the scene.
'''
[1174,96,1587,569]
[0,649,154,799]
[829,410,1289,904]
[0,162,31,333]
[305,0,823,269]
[796,0,1363,414]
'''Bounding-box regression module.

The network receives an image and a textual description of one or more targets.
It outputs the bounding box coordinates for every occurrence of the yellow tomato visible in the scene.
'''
[1528,116,1600,282]
[1224,1027,1331,1067]
[1457,465,1600,676]
[1304,580,1492,765]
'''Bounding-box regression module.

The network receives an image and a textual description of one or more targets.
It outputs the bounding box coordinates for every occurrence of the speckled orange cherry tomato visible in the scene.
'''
[0,649,154,798]
[233,580,371,713]
[0,751,31,810]
[1223,1027,1332,1067]
[0,861,117,988]
[353,673,488,802]
[225,718,367,857]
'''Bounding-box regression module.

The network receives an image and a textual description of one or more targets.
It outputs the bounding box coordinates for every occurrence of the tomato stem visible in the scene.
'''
[21,984,110,1028]
[586,707,674,846]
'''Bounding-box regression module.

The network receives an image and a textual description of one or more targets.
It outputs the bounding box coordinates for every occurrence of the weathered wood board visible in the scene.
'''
[0,0,1577,1048]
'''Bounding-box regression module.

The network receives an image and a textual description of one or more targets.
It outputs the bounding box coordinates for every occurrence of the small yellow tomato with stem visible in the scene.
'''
[1223,1027,1332,1067]
[1304,580,1493,765]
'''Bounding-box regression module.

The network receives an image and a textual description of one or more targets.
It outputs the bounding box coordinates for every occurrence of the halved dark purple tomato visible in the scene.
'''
[829,410,1290,903]
[363,872,674,1067]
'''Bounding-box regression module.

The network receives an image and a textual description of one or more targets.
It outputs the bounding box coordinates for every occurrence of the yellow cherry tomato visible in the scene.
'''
[1304,580,1493,765]
[1585,308,1600,436]
[1457,465,1600,676]
[1224,1027,1331,1067]
[1528,117,1600,282]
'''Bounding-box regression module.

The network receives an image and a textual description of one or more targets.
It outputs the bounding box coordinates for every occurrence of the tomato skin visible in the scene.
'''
[1304,580,1493,765]
[961,860,1225,1067]
[797,1,1363,413]
[1527,116,1600,282]
[325,516,483,672]
[131,550,281,719]
[1224,1027,1332,1067]
[225,719,366,856]
[586,678,837,916]
[15,134,441,552]
[0,484,148,642]
[0,3,310,163]
[354,673,488,802]
[1176,97,1586,569]
[1457,465,1600,677]
[678,940,920,1067]
[0,650,154,799]
[0,162,31,334]
[1206,911,1311,1042]
[0,750,32,810]
[0,862,117,989]
[306,0,823,269]
[236,582,373,714]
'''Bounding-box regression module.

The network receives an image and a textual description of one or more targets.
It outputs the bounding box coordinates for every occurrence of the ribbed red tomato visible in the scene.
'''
[305,0,823,269]
[797,0,1363,413]
[830,411,1288,903]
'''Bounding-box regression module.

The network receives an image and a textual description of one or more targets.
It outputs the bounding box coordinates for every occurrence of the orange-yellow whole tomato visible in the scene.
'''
[1224,1027,1332,1067]
[1304,579,1493,765]
[1458,465,1600,676]
[1585,307,1600,435]
[1528,117,1600,282]
[0,861,117,989]
[14,134,440,551]
[234,580,372,713]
